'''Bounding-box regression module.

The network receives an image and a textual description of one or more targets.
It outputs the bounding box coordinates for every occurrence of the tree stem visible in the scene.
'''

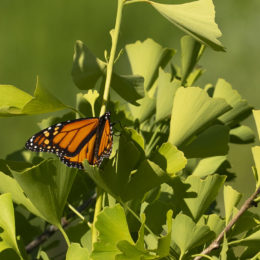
[99,0,124,116]
[193,187,260,260]
[92,0,125,247]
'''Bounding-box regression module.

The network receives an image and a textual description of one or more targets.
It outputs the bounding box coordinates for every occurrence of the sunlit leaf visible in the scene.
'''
[229,228,260,247]
[253,110,260,140]
[125,39,175,91]
[22,77,67,114]
[184,174,226,221]
[213,78,252,126]
[230,125,255,144]
[91,204,134,260]
[180,35,204,85]
[204,214,225,236]
[0,167,43,219]
[151,142,187,176]
[169,87,230,146]
[223,185,242,224]
[252,146,260,188]
[149,0,224,51]
[10,159,77,226]
[0,85,31,117]
[157,210,173,257]
[66,243,90,260]
[192,156,227,178]
[171,213,214,258]
[155,68,180,122]
[0,194,22,258]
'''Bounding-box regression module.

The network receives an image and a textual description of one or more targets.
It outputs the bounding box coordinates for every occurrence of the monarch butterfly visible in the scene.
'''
[25,112,113,169]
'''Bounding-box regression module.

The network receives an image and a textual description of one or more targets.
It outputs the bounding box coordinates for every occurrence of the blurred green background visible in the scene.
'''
[0,0,259,206]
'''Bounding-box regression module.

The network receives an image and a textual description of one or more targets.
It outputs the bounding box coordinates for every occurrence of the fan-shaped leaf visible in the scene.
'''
[156,68,180,122]
[66,243,90,260]
[10,159,77,226]
[184,174,226,221]
[213,78,252,126]
[0,194,22,259]
[171,213,214,258]
[169,87,230,146]
[223,185,242,224]
[91,204,133,260]
[149,0,224,51]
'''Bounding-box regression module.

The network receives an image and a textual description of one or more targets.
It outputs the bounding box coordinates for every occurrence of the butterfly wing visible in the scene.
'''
[25,117,99,159]
[94,113,113,165]
[25,112,113,169]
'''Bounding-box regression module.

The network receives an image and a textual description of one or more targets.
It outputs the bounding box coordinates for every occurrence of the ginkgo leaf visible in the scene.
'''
[0,85,31,117]
[253,110,260,141]
[169,87,230,147]
[149,0,224,51]
[125,39,175,91]
[180,35,204,85]
[10,159,77,227]
[184,174,226,221]
[0,194,22,259]
[156,68,180,122]
[91,204,134,260]
[171,213,214,258]
[223,185,242,224]
[22,77,67,114]
[213,78,252,127]
[66,243,90,260]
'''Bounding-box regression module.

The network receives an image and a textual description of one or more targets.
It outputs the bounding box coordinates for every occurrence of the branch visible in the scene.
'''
[25,193,96,253]
[194,187,260,260]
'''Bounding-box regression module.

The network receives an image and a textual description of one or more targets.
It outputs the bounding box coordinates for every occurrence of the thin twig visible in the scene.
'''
[194,187,260,260]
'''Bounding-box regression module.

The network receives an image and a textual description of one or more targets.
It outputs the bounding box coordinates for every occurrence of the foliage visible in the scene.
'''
[0,0,259,259]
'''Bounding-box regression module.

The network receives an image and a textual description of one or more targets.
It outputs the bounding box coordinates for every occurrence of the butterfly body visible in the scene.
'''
[25,112,113,169]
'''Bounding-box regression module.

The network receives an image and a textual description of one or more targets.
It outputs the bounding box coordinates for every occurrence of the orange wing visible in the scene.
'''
[25,112,113,169]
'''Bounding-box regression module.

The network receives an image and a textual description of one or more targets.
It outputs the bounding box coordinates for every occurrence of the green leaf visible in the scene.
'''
[155,68,180,122]
[252,146,260,188]
[157,210,173,257]
[204,214,225,236]
[66,243,90,260]
[184,174,226,221]
[231,210,259,238]
[230,125,255,144]
[169,87,230,146]
[111,73,144,106]
[171,213,214,257]
[181,124,229,158]
[0,194,22,259]
[10,159,77,226]
[229,227,260,247]
[151,142,187,176]
[128,95,156,123]
[125,38,175,91]
[91,204,134,260]
[253,110,260,140]
[0,167,44,219]
[223,185,242,224]
[180,35,204,85]
[220,235,228,260]
[192,156,227,178]
[22,77,67,114]
[149,0,224,51]
[0,85,32,117]
[213,78,252,126]
[71,40,106,90]
[116,240,155,260]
